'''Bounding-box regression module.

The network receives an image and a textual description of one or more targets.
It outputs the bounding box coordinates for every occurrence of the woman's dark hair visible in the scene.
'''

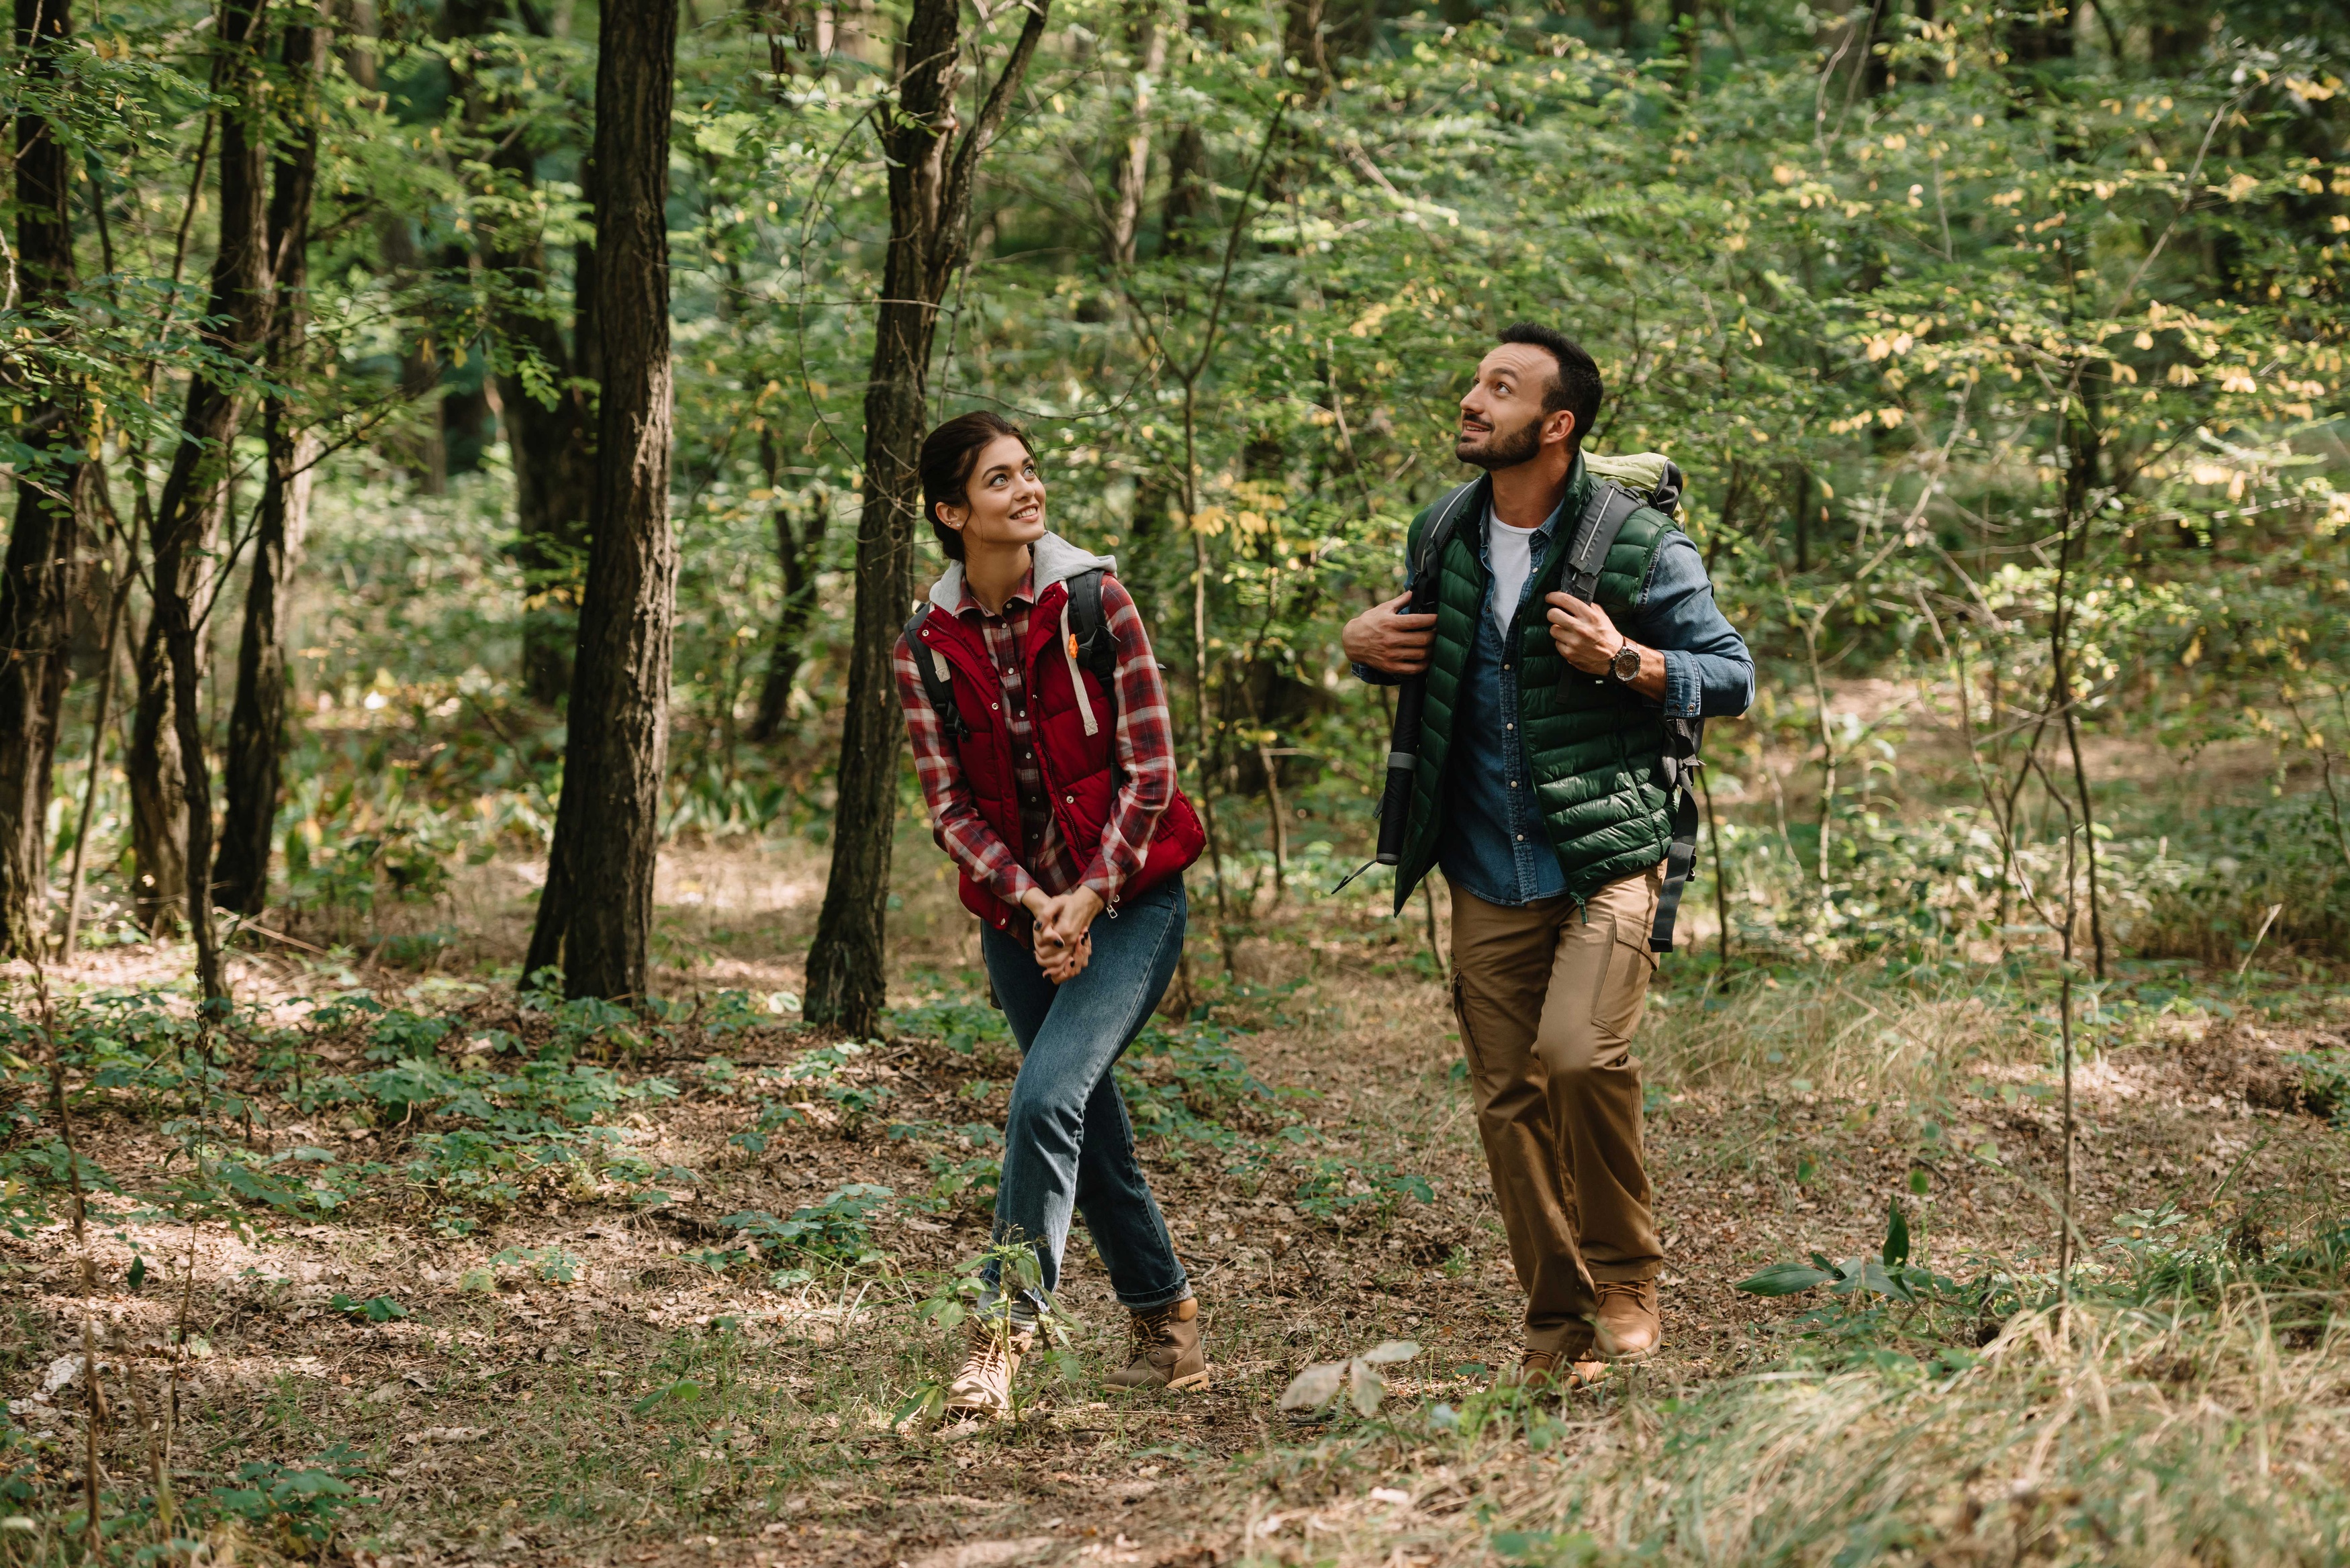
[921,411,1033,561]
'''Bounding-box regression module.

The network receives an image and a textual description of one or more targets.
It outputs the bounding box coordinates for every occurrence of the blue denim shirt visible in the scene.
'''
[1356,503,1754,907]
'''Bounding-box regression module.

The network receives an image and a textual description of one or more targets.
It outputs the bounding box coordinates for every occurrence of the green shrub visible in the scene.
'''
[2132,790,2350,962]
[720,1183,895,1274]
[205,1445,371,1551]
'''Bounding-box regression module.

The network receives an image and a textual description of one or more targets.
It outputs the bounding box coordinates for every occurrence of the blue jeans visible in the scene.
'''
[978,878,1191,1316]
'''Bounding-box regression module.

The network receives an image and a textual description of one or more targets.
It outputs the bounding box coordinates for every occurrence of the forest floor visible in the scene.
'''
[7,836,2350,1567]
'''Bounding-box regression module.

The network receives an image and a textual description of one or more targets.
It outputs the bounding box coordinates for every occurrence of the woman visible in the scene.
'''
[895,410,1211,1420]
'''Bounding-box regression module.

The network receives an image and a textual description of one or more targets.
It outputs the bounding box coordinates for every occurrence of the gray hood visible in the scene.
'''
[925,531,1118,614]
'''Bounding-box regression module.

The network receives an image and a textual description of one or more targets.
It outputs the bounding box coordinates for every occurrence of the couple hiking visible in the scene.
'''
[895,322,1754,1421]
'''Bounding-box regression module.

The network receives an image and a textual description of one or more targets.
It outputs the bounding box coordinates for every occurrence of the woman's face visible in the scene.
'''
[936,434,1046,552]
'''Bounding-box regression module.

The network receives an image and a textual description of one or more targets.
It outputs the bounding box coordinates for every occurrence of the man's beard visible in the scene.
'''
[1455,411,1544,471]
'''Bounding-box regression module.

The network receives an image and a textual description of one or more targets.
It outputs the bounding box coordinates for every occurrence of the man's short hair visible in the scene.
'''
[1496,322,1602,451]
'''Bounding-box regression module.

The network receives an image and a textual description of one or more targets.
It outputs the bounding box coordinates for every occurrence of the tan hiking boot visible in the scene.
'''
[1104,1296,1210,1391]
[943,1319,1033,1422]
[1495,1348,1561,1389]
[1495,1343,1608,1391]
[1593,1279,1661,1364]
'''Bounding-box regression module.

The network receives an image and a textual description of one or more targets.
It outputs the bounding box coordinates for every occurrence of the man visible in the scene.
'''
[1344,324,1752,1385]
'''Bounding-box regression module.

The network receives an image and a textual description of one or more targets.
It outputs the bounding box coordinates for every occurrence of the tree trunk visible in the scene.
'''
[749,434,827,743]
[522,0,679,1003]
[751,0,827,82]
[385,227,451,495]
[1104,5,1167,266]
[1671,0,1700,87]
[1281,0,1327,105]
[344,0,449,495]
[126,620,187,933]
[140,0,275,999]
[450,0,601,705]
[801,0,1053,1035]
[1860,0,1891,95]
[2008,0,2074,64]
[217,15,326,917]
[0,0,94,957]
[2147,0,2208,68]
[506,218,599,707]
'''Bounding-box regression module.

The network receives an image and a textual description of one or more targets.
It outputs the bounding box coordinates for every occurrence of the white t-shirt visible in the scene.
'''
[1489,512,1541,637]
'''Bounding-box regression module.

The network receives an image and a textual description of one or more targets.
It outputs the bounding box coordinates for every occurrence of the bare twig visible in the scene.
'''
[82,1318,106,1551]
[1702,763,1731,971]
[125,1358,174,1531]
[63,567,135,957]
[169,1226,197,1469]
[2017,750,2081,1298]
[2282,688,2350,877]
[1156,93,1288,953]
[2235,902,2284,985]
[37,961,95,1295]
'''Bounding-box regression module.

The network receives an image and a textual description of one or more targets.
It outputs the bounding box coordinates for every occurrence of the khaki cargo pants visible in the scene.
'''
[1449,865,1664,1356]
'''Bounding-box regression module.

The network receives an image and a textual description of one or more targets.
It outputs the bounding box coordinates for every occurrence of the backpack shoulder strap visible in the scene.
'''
[1553,478,1709,950]
[1408,480,1484,598]
[902,605,970,742]
[1649,715,1705,954]
[1560,482,1644,604]
[1066,567,1119,690]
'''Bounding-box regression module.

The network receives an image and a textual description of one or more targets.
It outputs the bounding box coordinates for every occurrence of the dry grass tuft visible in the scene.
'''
[1231,1284,2350,1567]
[1642,967,2039,1098]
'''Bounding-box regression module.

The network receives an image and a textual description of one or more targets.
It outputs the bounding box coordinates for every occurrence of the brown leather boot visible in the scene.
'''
[943,1319,1033,1422]
[1593,1279,1661,1363]
[1495,1348,1561,1389]
[1104,1296,1210,1391]
[1495,1342,1609,1390]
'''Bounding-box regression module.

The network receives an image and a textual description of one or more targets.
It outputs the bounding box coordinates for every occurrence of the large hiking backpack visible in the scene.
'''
[1406,455,1705,954]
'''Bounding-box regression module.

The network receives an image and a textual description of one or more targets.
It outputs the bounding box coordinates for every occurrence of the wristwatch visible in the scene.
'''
[1609,642,1643,683]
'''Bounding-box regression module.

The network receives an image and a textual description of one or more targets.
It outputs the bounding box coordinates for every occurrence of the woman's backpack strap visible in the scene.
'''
[1066,568,1120,690]
[903,606,971,741]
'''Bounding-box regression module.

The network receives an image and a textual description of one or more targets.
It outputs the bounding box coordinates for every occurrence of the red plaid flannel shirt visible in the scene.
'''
[894,568,1178,910]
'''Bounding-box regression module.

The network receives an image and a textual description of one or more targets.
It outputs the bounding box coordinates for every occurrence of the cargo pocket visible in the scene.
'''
[1591,931,1658,1042]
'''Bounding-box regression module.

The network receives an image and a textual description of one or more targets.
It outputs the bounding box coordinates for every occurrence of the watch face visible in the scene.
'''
[1612,644,1642,681]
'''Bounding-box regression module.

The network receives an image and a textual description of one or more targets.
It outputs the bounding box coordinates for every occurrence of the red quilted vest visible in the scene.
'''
[909,577,1207,931]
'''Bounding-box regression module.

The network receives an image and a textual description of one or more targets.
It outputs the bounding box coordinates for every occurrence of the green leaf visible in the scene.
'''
[1861,1259,1915,1303]
[1734,1263,1838,1296]
[892,1384,943,1429]
[1882,1199,1911,1269]
[631,1379,702,1414]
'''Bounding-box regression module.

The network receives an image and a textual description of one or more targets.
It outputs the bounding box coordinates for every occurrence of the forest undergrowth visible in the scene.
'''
[7,0,2350,1561]
[5,814,2349,1568]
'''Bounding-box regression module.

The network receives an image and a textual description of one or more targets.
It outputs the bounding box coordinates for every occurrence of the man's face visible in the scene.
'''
[1456,344,1571,471]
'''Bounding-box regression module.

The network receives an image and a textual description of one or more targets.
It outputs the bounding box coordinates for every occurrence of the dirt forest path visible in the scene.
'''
[9,875,2349,1567]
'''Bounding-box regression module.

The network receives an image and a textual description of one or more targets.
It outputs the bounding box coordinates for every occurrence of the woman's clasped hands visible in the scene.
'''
[1020,885,1104,983]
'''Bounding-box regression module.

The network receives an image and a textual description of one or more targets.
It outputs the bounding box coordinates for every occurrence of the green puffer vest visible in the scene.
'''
[1391,459,1679,913]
